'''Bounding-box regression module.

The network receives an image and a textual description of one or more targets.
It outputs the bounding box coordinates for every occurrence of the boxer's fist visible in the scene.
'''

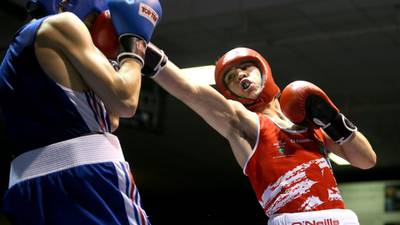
[142,43,168,78]
[108,0,162,66]
[108,0,162,42]
[90,11,119,60]
[280,81,357,144]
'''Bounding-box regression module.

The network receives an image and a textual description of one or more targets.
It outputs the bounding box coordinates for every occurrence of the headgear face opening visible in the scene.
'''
[214,47,280,111]
[27,0,108,20]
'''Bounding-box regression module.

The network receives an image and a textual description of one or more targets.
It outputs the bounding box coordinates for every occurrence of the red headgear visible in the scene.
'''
[214,47,280,111]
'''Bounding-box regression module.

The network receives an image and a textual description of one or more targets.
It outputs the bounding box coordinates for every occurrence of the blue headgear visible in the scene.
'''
[28,0,108,20]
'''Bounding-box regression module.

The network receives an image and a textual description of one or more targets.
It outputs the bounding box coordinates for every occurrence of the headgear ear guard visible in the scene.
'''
[214,47,280,111]
[26,0,108,20]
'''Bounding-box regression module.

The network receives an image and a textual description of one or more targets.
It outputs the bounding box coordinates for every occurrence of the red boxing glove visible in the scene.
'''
[90,11,119,60]
[280,80,357,144]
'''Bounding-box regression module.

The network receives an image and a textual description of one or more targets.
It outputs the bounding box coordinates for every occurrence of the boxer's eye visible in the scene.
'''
[239,62,252,70]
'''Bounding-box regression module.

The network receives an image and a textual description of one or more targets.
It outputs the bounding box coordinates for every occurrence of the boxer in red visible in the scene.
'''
[141,45,376,224]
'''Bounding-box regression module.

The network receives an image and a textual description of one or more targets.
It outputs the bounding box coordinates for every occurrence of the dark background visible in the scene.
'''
[1,0,400,224]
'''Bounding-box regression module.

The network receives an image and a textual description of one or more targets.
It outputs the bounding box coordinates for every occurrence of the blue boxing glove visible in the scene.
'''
[108,0,162,67]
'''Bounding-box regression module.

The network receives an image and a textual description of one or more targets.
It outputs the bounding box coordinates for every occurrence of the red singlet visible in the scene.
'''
[244,114,345,217]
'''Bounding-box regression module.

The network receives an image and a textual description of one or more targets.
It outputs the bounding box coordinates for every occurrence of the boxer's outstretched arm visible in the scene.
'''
[156,62,254,137]
[154,61,258,166]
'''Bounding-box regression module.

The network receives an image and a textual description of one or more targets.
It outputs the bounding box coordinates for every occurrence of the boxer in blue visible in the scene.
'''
[0,0,162,224]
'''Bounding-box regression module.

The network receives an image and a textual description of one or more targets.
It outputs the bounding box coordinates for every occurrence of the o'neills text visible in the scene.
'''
[291,218,340,225]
